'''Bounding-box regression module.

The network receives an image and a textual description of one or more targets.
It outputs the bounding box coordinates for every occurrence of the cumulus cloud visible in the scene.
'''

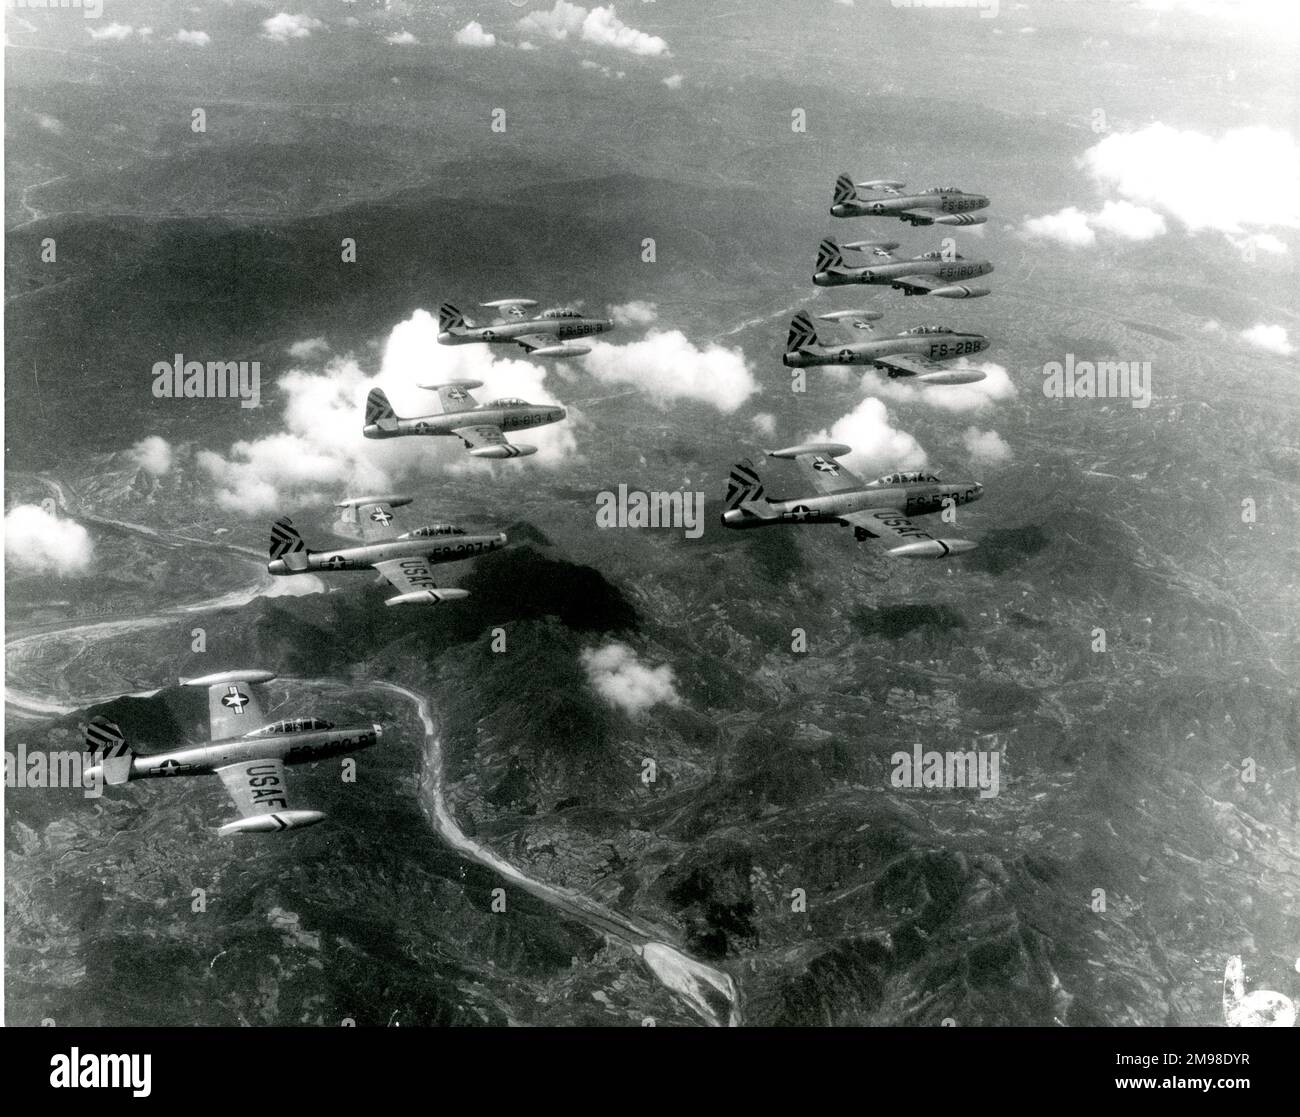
[175,30,211,47]
[1081,123,1300,236]
[35,113,64,134]
[580,642,681,716]
[517,2,668,57]
[662,73,683,89]
[608,300,658,327]
[88,23,135,41]
[582,330,758,412]
[288,336,331,359]
[1088,199,1168,240]
[5,505,94,577]
[962,427,1013,467]
[453,22,493,47]
[1023,206,1097,247]
[1240,323,1294,356]
[261,13,323,42]
[129,436,174,476]
[859,361,1018,413]
[807,397,927,479]
[751,412,777,437]
[197,310,580,514]
[386,30,420,46]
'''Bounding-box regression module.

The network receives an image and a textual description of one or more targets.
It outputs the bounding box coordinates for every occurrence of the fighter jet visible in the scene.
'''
[814,239,993,298]
[437,300,614,358]
[363,382,565,460]
[830,173,989,226]
[267,495,506,606]
[82,670,381,835]
[784,311,989,385]
[721,444,983,558]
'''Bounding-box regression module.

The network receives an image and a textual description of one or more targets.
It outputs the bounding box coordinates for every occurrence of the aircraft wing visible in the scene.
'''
[890,274,948,295]
[513,332,561,353]
[206,680,267,742]
[352,498,402,543]
[451,424,520,454]
[216,758,293,820]
[872,353,950,378]
[373,556,440,596]
[896,208,937,224]
[786,449,867,495]
[839,507,952,554]
[432,383,480,413]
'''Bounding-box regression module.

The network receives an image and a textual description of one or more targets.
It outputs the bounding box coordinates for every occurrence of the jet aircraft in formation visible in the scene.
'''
[267,495,506,605]
[83,670,381,835]
[721,443,983,559]
[814,239,994,298]
[363,381,565,460]
[830,174,990,226]
[437,299,614,358]
[784,311,989,385]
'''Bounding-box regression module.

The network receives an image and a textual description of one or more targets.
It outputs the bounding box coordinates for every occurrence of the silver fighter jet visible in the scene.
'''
[814,239,994,298]
[830,173,989,226]
[267,495,506,606]
[363,382,565,459]
[82,670,381,835]
[721,443,983,558]
[437,300,614,358]
[784,311,988,385]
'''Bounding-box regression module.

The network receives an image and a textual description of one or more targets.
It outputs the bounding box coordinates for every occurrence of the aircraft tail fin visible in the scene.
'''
[84,716,134,785]
[816,238,845,273]
[787,311,820,353]
[270,517,311,571]
[724,459,768,511]
[365,387,401,425]
[438,302,468,334]
[832,172,857,206]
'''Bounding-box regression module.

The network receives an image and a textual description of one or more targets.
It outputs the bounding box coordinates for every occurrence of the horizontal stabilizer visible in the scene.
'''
[386,588,472,607]
[219,810,326,837]
[887,539,977,558]
[769,442,852,461]
[181,669,277,688]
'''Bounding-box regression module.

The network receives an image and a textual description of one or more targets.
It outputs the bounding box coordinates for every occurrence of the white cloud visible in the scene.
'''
[517,2,668,57]
[582,330,757,413]
[386,30,420,46]
[751,412,777,437]
[129,436,174,476]
[288,336,331,359]
[662,73,683,89]
[808,397,927,479]
[962,427,1012,467]
[261,13,323,42]
[1088,199,1167,240]
[5,505,94,577]
[35,113,64,134]
[88,23,135,41]
[608,300,658,327]
[175,30,212,47]
[859,361,1018,413]
[1239,323,1294,356]
[1023,206,1097,248]
[1080,123,1300,236]
[453,22,493,47]
[580,642,681,716]
[198,311,580,514]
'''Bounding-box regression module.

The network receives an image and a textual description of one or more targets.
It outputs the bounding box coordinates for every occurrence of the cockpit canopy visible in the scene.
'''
[540,307,582,319]
[921,186,960,194]
[486,397,530,408]
[920,250,964,261]
[902,325,953,335]
[404,524,466,538]
[246,717,335,737]
[877,470,940,485]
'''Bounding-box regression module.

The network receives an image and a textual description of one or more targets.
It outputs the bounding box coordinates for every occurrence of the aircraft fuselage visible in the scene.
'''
[438,317,614,345]
[784,331,989,369]
[814,258,994,288]
[363,405,565,439]
[831,191,989,221]
[122,725,381,781]
[722,479,983,529]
